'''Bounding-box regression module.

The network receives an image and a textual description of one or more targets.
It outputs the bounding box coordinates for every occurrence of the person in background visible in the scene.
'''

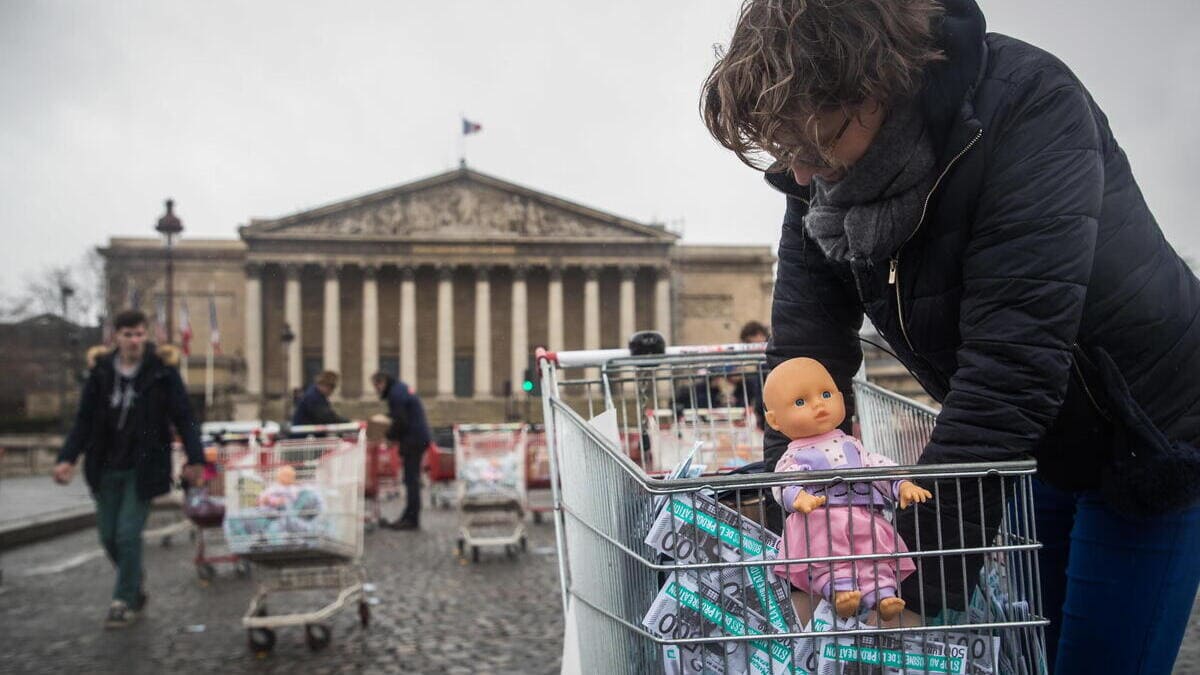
[53,309,204,628]
[291,370,347,427]
[371,371,431,531]
[739,320,769,345]
[738,321,769,431]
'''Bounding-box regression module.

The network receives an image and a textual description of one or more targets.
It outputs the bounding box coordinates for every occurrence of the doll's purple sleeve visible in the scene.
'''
[772,450,812,512]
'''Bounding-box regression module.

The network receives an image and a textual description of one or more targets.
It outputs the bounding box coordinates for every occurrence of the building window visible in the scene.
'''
[379,357,399,380]
[454,356,473,398]
[303,356,322,389]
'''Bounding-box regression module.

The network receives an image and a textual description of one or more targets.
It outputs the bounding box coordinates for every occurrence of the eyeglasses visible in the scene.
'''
[766,112,853,173]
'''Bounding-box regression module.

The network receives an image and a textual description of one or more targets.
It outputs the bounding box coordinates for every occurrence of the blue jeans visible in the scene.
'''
[94,469,151,607]
[1034,479,1200,674]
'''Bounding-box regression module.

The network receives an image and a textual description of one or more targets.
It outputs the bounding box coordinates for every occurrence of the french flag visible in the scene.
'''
[462,118,482,136]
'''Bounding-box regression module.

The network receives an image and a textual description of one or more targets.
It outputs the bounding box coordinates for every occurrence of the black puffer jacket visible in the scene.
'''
[58,343,204,500]
[764,0,1200,609]
[766,0,1200,493]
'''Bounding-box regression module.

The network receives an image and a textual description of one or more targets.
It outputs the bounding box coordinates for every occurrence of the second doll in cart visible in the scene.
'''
[764,357,931,619]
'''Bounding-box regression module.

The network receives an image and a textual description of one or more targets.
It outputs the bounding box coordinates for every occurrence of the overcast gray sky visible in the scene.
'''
[2,1,1197,296]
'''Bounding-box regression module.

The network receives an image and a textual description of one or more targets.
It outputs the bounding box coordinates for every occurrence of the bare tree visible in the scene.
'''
[1,251,105,326]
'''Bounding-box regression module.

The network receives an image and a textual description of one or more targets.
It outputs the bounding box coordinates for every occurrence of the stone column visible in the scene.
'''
[399,266,417,386]
[510,266,528,399]
[473,266,492,398]
[619,266,636,344]
[437,266,454,398]
[361,264,379,397]
[243,263,263,396]
[655,266,672,346]
[547,266,564,351]
[284,264,303,394]
[584,266,601,351]
[322,264,341,391]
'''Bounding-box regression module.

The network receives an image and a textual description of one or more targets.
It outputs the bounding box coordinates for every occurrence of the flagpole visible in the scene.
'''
[205,338,214,408]
[458,112,466,167]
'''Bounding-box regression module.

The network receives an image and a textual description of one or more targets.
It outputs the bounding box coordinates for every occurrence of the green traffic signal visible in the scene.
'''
[522,379,535,392]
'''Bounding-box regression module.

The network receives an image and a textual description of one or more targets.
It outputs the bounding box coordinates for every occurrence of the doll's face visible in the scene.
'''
[762,358,845,439]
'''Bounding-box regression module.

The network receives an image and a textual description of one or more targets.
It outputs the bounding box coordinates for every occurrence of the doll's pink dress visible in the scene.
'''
[772,429,917,609]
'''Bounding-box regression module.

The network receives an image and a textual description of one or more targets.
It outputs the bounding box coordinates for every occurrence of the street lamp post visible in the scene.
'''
[155,199,184,343]
[59,283,75,432]
[281,323,296,422]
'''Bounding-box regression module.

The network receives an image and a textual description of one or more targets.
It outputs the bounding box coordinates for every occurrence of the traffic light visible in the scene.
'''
[522,366,540,396]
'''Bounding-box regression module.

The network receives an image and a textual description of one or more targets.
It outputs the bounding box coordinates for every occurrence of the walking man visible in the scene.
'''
[53,309,204,628]
[370,371,431,530]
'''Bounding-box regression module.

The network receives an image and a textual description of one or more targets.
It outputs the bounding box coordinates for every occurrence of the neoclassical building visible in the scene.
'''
[102,167,775,423]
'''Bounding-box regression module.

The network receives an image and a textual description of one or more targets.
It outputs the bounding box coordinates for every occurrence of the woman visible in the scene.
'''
[702,0,1200,672]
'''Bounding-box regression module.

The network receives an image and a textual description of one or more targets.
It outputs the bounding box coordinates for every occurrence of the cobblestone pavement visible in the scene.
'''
[3,498,1200,674]
[0,504,563,675]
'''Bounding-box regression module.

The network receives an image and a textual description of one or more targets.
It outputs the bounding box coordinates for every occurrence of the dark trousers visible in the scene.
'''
[94,469,150,606]
[400,446,423,525]
[1035,479,1200,674]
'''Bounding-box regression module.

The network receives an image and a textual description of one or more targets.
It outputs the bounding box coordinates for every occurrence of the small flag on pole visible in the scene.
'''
[462,118,482,136]
[208,294,221,355]
[179,298,193,357]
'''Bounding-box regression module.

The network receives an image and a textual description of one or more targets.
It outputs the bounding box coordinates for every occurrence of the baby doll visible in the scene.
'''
[765,357,931,619]
[258,464,300,510]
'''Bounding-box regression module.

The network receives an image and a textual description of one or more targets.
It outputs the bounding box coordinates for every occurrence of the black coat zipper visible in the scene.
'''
[889,129,985,354]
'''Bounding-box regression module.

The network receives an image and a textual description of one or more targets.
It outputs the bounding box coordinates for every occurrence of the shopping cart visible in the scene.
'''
[425,427,457,509]
[223,422,369,655]
[454,422,529,562]
[539,342,1048,675]
[526,424,554,523]
[185,422,262,582]
[365,438,402,529]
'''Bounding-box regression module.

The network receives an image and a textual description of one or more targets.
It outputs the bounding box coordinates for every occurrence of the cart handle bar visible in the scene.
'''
[288,422,366,434]
[535,342,766,369]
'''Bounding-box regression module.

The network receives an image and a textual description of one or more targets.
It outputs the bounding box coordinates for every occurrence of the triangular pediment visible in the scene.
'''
[241,168,676,242]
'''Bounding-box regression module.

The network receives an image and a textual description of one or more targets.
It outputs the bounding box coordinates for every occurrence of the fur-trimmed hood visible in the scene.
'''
[85,343,181,369]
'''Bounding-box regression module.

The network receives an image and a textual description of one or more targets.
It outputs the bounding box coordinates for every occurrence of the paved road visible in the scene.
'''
[0,505,563,675]
[2,492,1199,674]
[0,474,92,527]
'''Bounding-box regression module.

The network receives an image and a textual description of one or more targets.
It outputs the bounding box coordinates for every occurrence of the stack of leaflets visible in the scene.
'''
[642,451,801,674]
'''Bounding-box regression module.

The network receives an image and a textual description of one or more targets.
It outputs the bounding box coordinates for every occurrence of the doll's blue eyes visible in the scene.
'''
[822,391,832,399]
[794,399,805,407]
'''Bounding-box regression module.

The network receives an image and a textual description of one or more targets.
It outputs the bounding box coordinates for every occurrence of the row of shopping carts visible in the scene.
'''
[174,417,554,652]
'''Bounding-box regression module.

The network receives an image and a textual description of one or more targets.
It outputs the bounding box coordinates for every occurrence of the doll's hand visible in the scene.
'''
[792,491,827,515]
[898,481,932,509]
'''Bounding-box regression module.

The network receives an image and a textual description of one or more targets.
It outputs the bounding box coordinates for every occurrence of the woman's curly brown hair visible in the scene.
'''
[702,0,945,170]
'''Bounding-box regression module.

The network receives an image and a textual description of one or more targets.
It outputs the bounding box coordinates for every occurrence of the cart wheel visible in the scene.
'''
[248,628,275,656]
[161,535,172,548]
[358,601,371,628]
[196,563,216,581]
[471,546,480,563]
[532,511,544,525]
[519,535,528,552]
[505,545,516,559]
[455,538,465,556]
[305,623,332,651]
[235,559,252,578]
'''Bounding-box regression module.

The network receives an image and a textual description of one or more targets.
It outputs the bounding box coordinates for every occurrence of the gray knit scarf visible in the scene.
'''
[803,102,937,265]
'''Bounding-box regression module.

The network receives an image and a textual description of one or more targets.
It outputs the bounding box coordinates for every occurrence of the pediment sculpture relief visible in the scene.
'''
[277,183,616,239]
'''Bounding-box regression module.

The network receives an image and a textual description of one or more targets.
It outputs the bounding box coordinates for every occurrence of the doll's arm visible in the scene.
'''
[897,480,933,509]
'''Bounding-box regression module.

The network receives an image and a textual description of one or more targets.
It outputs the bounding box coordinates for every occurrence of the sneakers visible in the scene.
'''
[383,519,419,531]
[104,600,139,629]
